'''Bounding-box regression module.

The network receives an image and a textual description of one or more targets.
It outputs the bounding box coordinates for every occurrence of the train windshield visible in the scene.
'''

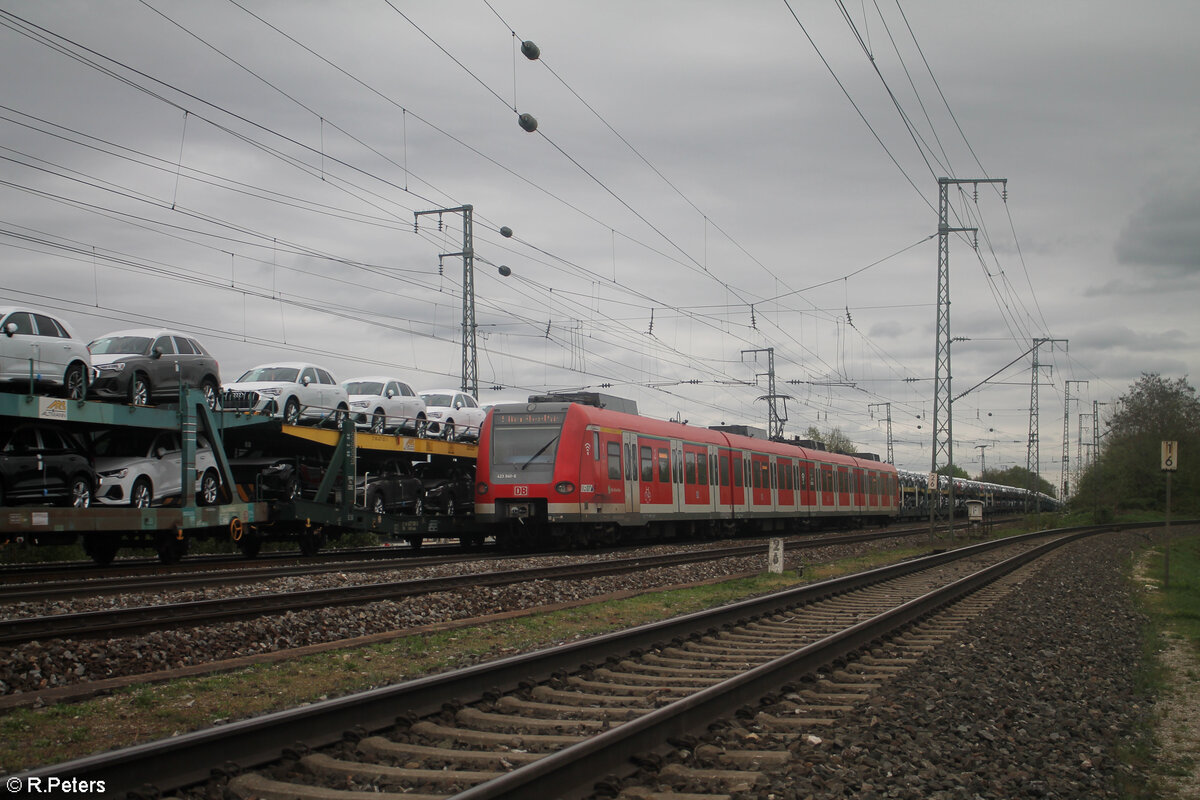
[489,411,566,483]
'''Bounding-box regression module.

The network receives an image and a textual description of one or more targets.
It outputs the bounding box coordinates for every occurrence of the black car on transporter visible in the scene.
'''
[359,459,425,515]
[413,458,474,516]
[88,329,221,409]
[0,423,96,507]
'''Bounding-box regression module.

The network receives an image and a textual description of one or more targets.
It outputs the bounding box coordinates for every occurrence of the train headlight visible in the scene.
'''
[476,482,489,496]
[554,481,575,495]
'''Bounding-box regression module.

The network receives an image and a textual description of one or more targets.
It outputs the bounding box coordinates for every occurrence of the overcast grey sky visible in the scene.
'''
[2,1,1197,488]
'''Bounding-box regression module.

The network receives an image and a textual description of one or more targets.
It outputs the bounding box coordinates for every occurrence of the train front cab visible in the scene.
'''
[477,402,733,547]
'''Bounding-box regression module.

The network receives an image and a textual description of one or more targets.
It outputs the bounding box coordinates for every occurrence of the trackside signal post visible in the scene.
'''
[1162,440,1177,588]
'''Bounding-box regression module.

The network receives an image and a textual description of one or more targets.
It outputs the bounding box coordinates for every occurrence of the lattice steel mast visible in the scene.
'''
[1062,380,1087,499]
[742,347,789,439]
[932,177,1005,526]
[1026,337,1067,509]
[415,205,477,397]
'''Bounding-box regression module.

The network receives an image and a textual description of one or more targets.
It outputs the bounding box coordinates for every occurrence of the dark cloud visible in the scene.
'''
[1115,178,1200,274]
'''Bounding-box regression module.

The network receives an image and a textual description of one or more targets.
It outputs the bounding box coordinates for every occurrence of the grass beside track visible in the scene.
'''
[1129,530,1200,799]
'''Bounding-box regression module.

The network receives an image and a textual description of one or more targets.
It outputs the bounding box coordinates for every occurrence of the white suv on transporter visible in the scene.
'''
[223,362,349,425]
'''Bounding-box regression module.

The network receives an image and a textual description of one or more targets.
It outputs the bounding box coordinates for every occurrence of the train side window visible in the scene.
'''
[640,446,653,482]
[698,453,708,485]
[751,462,761,489]
[685,451,696,484]
[719,456,730,487]
[607,441,621,479]
[593,432,600,461]
[658,450,670,483]
[733,457,742,488]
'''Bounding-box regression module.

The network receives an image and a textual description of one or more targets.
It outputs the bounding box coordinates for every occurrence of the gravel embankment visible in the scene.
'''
[1,536,902,697]
[689,530,1154,799]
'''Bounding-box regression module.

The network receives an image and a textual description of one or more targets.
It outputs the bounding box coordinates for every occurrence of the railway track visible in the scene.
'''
[0,547,500,604]
[0,540,471,584]
[12,526,1101,799]
[0,524,944,605]
[0,545,791,644]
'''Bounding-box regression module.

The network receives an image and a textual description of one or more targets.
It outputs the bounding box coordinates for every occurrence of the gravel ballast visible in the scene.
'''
[687,530,1157,799]
[3,538,867,697]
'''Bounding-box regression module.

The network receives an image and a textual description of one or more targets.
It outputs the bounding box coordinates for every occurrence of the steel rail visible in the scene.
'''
[0,522,952,605]
[0,547,501,603]
[12,525,1099,798]
[0,545,783,644]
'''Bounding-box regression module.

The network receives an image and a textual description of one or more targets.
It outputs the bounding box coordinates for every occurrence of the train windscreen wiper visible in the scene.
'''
[520,435,559,471]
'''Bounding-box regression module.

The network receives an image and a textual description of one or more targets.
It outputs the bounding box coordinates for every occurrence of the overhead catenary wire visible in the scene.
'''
[0,3,1056,468]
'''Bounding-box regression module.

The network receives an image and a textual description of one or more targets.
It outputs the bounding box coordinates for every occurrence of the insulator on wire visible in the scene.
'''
[521,40,540,60]
[518,112,538,133]
[500,226,513,238]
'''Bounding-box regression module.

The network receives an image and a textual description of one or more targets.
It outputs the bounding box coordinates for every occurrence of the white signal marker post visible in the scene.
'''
[768,538,784,574]
[1162,441,1177,589]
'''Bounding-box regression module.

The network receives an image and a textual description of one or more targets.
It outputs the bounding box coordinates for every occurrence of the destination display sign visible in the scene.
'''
[494,411,566,426]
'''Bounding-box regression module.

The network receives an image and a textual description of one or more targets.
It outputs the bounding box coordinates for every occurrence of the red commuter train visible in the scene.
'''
[475,396,900,548]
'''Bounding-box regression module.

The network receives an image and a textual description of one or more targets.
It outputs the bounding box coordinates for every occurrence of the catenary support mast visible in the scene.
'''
[932,177,1005,532]
[415,205,477,397]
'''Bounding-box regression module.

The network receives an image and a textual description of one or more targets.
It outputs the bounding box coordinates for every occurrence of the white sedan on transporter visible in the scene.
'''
[223,362,349,425]
[341,376,427,435]
[418,389,487,441]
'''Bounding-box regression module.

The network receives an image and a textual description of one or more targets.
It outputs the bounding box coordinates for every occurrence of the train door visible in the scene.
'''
[820,465,835,511]
[717,448,735,511]
[622,431,640,516]
[798,460,813,514]
[671,440,684,514]
[767,455,779,513]
[577,428,600,516]
[776,457,794,512]
[736,450,752,516]
[707,444,721,516]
